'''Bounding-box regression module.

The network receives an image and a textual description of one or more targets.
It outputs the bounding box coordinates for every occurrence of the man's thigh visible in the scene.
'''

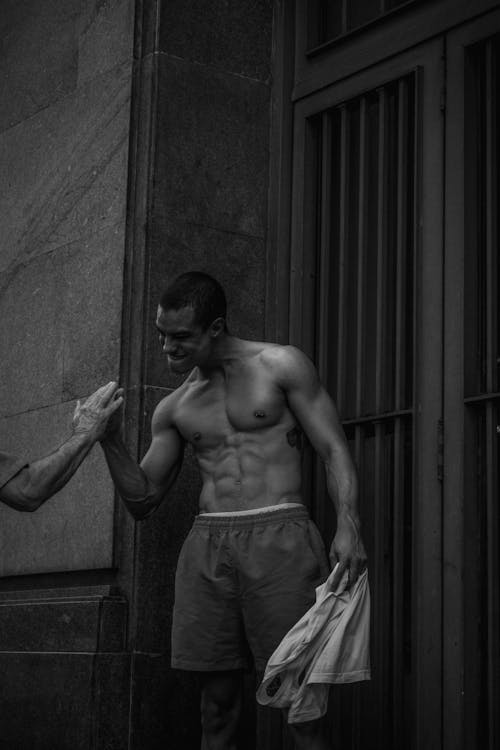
[172,526,250,671]
[239,517,329,670]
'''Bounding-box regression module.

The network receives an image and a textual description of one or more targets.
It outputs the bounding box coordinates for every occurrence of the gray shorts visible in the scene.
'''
[171,505,330,672]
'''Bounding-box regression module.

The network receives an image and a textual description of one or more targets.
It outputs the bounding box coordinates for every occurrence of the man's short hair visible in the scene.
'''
[159,272,227,330]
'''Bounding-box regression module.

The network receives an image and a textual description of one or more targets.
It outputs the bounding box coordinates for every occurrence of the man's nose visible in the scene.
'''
[163,338,176,354]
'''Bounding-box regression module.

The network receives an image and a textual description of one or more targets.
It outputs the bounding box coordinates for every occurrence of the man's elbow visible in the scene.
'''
[123,490,161,521]
[125,503,152,522]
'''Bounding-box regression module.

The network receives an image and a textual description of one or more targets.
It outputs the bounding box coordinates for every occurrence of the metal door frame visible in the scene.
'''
[444,9,500,750]
[285,39,445,750]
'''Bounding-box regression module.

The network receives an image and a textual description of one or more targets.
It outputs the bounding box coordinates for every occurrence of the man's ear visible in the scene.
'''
[210,317,225,337]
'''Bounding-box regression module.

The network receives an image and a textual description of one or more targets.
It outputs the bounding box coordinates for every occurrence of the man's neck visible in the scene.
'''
[198,333,246,377]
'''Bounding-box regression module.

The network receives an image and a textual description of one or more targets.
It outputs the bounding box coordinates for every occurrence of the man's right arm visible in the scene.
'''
[99,396,184,521]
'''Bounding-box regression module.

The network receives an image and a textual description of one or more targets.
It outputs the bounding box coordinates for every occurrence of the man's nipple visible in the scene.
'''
[193,432,202,441]
[254,410,266,419]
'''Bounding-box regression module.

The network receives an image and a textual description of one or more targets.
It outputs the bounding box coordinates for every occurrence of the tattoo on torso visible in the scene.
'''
[286,426,302,450]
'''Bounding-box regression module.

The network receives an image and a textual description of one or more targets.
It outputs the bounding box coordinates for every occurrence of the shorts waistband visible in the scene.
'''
[193,503,309,529]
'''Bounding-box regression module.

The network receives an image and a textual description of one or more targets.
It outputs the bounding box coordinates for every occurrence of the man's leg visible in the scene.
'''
[200,670,243,750]
[286,718,332,750]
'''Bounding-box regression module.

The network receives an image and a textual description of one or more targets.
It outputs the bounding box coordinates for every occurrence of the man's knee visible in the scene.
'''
[200,673,242,734]
[201,693,236,733]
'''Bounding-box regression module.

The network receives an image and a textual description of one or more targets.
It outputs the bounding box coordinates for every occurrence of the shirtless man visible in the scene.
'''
[100,272,367,750]
[0,382,123,512]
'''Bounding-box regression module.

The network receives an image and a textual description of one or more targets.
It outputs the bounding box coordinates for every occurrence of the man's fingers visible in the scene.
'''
[348,561,360,588]
[106,395,124,415]
[330,559,348,591]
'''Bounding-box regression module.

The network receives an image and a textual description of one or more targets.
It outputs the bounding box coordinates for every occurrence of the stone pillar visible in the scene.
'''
[0,1,135,747]
[126,2,274,747]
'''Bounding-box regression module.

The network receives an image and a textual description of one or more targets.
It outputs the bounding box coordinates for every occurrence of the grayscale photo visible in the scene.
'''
[0,2,498,749]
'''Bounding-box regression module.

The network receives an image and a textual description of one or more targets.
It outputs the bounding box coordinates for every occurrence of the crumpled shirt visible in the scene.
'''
[256,563,371,724]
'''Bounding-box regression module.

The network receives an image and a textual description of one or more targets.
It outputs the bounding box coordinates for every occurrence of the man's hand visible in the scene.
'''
[329,512,367,590]
[72,382,124,442]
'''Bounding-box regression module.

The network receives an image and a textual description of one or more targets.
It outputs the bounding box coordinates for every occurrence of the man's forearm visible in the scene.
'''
[1,431,96,511]
[325,453,361,528]
[99,435,160,520]
[325,449,367,578]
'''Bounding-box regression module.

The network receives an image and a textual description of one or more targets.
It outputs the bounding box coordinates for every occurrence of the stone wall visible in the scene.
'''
[0,1,135,747]
[0,0,134,574]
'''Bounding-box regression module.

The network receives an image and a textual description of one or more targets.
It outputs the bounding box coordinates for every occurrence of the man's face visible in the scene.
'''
[156,305,214,373]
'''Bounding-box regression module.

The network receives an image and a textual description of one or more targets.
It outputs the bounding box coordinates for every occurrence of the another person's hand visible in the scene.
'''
[329,513,367,590]
[72,382,124,442]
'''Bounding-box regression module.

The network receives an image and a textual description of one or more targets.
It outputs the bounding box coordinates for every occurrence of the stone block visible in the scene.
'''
[0,652,130,750]
[0,224,124,416]
[0,61,131,275]
[144,220,266,389]
[0,0,79,133]
[0,401,115,576]
[61,224,125,400]
[0,595,127,652]
[0,249,63,415]
[77,0,135,86]
[154,55,270,238]
[157,0,273,82]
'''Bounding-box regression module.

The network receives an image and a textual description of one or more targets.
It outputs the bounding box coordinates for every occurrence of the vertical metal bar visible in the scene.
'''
[353,96,366,736]
[411,65,423,749]
[315,111,333,533]
[485,40,499,750]
[485,400,498,750]
[318,112,333,383]
[393,84,409,745]
[392,416,404,745]
[374,419,387,740]
[395,79,409,410]
[355,424,363,495]
[376,88,387,413]
[485,42,497,395]
[336,106,349,413]
[356,97,367,415]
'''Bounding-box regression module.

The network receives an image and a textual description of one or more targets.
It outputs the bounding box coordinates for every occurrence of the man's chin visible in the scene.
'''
[168,357,190,373]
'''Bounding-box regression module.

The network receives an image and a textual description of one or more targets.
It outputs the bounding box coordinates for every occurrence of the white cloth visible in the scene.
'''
[256,563,371,724]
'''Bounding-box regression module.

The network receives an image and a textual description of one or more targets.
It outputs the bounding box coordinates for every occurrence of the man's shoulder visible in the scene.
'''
[258,342,312,371]
[151,380,191,431]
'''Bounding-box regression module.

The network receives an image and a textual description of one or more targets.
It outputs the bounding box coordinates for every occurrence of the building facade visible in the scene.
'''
[0,1,498,749]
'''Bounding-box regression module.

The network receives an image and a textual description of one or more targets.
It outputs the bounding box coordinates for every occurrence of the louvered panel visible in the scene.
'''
[464,35,500,750]
[308,73,417,749]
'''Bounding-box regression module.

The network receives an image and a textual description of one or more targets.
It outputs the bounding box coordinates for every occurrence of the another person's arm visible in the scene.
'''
[277,346,367,588]
[0,382,124,512]
[99,395,184,521]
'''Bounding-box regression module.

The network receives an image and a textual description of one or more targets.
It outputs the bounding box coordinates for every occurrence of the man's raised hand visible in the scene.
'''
[72,382,124,442]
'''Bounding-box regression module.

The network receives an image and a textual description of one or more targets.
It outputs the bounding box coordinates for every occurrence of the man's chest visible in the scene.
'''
[174,370,289,444]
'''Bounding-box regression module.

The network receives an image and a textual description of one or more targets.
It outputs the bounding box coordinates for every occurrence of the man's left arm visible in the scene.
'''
[278,346,367,588]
